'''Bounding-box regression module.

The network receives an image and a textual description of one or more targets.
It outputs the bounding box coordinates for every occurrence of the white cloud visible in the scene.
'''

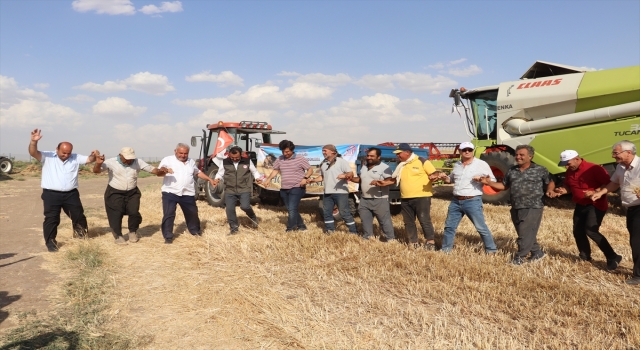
[74,72,175,95]
[354,73,457,93]
[185,70,244,87]
[139,1,183,15]
[74,81,127,93]
[277,71,301,77]
[92,97,147,117]
[448,64,483,77]
[173,97,237,110]
[66,94,96,103]
[34,83,49,89]
[72,0,136,15]
[1,75,49,106]
[0,100,83,128]
[174,82,334,111]
[449,58,467,65]
[122,72,176,95]
[293,73,352,86]
[427,63,444,69]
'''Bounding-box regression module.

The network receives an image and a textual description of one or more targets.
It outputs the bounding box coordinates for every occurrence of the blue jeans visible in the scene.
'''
[441,196,497,253]
[280,187,306,230]
[323,193,357,233]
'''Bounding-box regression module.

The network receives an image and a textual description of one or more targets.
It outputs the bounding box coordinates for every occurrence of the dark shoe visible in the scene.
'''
[423,242,436,251]
[606,254,622,271]
[248,217,259,229]
[510,256,527,265]
[528,251,546,262]
[164,238,173,244]
[46,241,58,252]
[626,276,640,285]
[229,228,239,235]
[579,253,592,262]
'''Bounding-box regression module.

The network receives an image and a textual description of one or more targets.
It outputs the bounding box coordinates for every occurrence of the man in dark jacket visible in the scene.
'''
[212,147,264,234]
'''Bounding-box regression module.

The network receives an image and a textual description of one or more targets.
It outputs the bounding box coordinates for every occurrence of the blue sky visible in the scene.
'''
[1,0,639,159]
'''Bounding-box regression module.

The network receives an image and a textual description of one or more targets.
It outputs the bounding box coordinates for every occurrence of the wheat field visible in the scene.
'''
[38,183,639,349]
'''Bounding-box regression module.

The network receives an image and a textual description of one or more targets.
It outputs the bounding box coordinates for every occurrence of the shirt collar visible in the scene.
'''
[117,156,131,167]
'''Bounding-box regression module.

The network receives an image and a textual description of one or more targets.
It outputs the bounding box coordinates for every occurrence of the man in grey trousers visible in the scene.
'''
[351,147,395,242]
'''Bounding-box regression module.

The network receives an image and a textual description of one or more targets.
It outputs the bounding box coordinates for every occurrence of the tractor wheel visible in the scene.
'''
[479,151,514,205]
[0,157,13,174]
[390,204,402,216]
[205,167,226,207]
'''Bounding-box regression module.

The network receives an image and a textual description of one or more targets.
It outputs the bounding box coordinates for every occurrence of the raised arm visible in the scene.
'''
[28,129,43,162]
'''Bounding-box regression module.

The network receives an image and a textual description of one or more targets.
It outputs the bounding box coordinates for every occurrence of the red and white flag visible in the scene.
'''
[213,130,234,156]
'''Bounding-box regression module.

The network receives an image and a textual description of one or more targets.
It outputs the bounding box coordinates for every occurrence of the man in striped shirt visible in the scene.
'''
[264,140,314,232]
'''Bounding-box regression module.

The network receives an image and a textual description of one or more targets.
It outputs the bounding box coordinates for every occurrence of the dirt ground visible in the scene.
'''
[0,176,161,331]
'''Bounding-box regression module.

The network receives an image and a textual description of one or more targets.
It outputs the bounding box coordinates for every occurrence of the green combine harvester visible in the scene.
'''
[449,61,640,204]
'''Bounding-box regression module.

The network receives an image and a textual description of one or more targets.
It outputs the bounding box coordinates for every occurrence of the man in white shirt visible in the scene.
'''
[93,147,164,244]
[438,142,498,254]
[158,143,216,244]
[591,140,640,285]
[211,146,263,234]
[28,129,97,252]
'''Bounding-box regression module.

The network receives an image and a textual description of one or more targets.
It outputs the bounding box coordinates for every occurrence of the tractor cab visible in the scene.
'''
[191,121,285,207]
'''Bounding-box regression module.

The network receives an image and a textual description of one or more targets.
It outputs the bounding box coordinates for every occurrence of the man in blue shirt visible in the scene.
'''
[28,129,97,252]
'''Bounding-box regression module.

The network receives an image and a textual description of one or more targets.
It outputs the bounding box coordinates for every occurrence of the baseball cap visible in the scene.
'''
[392,143,412,154]
[558,150,579,166]
[459,142,475,150]
[120,147,136,160]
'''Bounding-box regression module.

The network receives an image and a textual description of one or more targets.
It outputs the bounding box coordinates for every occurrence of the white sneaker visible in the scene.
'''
[115,236,127,245]
[128,232,139,243]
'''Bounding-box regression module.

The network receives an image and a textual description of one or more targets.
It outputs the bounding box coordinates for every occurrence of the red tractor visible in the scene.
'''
[191,121,285,207]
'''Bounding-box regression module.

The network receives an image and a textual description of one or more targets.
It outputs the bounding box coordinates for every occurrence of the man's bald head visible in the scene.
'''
[56,142,73,161]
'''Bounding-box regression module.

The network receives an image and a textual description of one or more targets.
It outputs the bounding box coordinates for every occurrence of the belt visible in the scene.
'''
[455,195,477,200]
[44,188,76,193]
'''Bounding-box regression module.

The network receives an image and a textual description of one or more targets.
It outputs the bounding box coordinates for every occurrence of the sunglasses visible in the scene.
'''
[460,148,474,153]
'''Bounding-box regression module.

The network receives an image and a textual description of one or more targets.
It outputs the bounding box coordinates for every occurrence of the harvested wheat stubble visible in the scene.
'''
[45,183,640,349]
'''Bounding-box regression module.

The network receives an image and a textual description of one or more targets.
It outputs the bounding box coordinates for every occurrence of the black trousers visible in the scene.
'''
[104,185,142,239]
[572,204,616,261]
[401,197,435,243]
[626,205,640,278]
[161,192,200,239]
[41,188,88,243]
[510,208,543,258]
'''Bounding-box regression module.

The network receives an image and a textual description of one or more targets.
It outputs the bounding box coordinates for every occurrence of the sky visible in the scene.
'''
[1,0,639,160]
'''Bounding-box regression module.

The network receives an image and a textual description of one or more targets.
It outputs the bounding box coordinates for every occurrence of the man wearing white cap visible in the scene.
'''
[551,150,622,270]
[438,142,498,254]
[94,147,164,244]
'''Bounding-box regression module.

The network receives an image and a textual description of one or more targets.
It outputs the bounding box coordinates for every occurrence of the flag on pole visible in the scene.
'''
[213,130,234,156]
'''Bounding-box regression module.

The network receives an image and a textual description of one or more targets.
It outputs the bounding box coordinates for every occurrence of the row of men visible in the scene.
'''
[28,128,640,285]
[264,140,640,286]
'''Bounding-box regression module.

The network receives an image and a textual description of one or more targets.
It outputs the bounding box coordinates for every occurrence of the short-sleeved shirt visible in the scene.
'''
[320,157,353,194]
[610,155,640,208]
[100,157,155,191]
[449,158,495,197]
[40,151,89,191]
[159,155,200,196]
[503,162,551,209]
[273,153,310,190]
[398,156,437,198]
[358,162,393,199]
[564,159,610,211]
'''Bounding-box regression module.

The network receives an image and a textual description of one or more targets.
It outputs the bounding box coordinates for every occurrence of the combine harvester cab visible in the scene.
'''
[449,61,640,204]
